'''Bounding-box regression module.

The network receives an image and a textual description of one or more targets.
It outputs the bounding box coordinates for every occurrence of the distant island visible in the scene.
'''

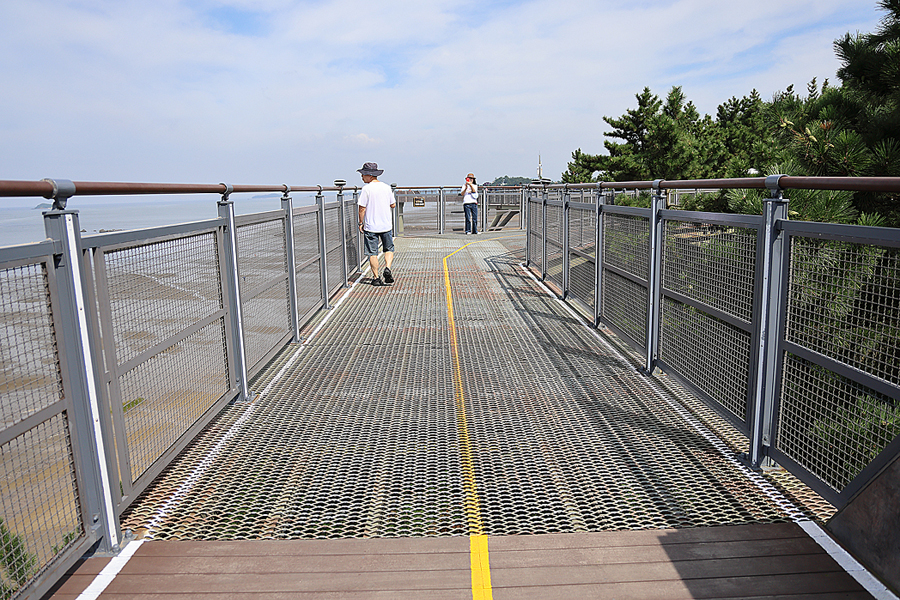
[33,203,52,209]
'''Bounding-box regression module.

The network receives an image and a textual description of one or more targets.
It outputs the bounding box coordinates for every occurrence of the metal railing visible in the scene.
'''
[4,173,896,598]
[525,175,900,512]
[392,186,524,235]
[0,179,363,600]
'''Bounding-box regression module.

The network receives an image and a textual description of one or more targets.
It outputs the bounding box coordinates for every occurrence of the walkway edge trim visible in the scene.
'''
[75,539,144,600]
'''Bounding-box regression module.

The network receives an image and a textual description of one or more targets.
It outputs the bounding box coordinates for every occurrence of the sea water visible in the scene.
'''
[0,193,319,248]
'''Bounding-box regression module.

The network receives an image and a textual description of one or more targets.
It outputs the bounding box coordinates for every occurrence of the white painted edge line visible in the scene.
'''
[798,521,899,600]
[75,539,144,600]
[520,263,899,599]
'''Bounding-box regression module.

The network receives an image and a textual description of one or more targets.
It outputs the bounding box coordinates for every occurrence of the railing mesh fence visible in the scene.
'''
[1,263,61,427]
[325,206,344,295]
[568,205,596,312]
[601,213,649,350]
[293,211,323,318]
[658,220,759,425]
[528,198,542,273]
[545,203,564,289]
[1,260,83,599]
[777,236,900,494]
[236,217,290,372]
[100,232,229,483]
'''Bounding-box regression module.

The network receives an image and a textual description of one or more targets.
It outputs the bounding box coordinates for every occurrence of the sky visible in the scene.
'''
[0,0,885,188]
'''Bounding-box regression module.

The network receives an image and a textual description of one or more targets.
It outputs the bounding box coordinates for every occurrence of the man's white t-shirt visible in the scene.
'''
[359,180,395,233]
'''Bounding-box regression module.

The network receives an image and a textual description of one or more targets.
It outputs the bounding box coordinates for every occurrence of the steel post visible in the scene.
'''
[541,185,548,280]
[748,175,790,467]
[439,187,445,234]
[316,188,330,309]
[336,185,348,287]
[562,185,571,299]
[281,188,300,342]
[391,183,399,237]
[42,182,120,553]
[594,184,606,328]
[218,189,251,401]
[645,180,665,374]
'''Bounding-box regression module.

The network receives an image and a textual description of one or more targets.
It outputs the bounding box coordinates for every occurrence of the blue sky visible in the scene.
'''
[0,0,884,187]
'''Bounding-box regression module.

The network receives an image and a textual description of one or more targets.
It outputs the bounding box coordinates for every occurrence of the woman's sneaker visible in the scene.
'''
[383,268,394,284]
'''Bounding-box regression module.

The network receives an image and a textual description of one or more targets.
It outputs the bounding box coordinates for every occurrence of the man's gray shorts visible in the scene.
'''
[363,230,395,256]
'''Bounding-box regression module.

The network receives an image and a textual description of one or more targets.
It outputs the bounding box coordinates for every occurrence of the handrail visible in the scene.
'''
[525,176,900,193]
[4,176,900,199]
[0,180,359,198]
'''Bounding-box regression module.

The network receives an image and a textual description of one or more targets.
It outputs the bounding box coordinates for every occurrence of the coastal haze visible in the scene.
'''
[0,194,317,247]
[0,0,883,189]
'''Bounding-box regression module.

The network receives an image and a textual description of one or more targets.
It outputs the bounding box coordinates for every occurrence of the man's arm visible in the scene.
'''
[358,205,366,230]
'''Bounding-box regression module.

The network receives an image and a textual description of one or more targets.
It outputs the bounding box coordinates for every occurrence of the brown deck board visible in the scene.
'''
[44,523,875,599]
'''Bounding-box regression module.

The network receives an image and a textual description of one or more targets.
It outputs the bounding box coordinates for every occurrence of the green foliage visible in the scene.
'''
[726,161,858,223]
[563,1,900,225]
[487,175,531,186]
[1,518,37,598]
[812,393,900,487]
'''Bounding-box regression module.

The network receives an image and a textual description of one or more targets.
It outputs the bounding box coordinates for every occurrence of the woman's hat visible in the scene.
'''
[467,173,475,179]
[357,162,384,176]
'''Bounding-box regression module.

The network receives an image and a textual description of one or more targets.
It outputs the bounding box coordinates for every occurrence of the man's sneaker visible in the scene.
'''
[372,277,385,286]
[383,268,394,284]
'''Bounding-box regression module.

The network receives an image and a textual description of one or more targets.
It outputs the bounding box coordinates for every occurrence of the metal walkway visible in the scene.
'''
[120,232,819,541]
[41,231,885,599]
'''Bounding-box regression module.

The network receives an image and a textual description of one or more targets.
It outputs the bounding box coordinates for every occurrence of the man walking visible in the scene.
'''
[357,162,396,286]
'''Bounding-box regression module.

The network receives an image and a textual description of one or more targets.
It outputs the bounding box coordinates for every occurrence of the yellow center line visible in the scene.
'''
[443,237,498,600]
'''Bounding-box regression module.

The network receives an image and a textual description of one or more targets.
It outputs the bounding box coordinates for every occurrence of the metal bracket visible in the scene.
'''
[281,184,291,200]
[219,183,234,203]
[42,178,76,210]
[652,179,665,195]
[765,174,785,199]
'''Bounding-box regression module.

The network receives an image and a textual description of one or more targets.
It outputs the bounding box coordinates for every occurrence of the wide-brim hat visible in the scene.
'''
[357,162,384,176]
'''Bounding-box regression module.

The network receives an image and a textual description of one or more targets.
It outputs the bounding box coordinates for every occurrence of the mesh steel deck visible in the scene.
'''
[122,233,816,541]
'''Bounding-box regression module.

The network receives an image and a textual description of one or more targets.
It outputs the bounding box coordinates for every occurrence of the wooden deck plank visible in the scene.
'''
[488,537,825,567]
[133,536,468,557]
[102,571,471,594]
[120,552,470,574]
[489,554,848,586]
[43,524,877,599]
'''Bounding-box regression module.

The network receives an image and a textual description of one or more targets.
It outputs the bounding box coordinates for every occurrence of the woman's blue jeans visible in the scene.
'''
[464,203,478,234]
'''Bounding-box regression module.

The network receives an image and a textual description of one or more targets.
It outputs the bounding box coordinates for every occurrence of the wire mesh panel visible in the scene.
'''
[527,197,543,272]
[775,235,900,498]
[660,298,752,422]
[567,204,596,312]
[236,216,290,373]
[443,190,466,234]
[96,231,230,485]
[343,197,360,275]
[292,210,323,320]
[601,211,650,350]
[545,203,564,290]
[395,189,441,235]
[658,220,759,425]
[0,257,84,599]
[324,205,344,296]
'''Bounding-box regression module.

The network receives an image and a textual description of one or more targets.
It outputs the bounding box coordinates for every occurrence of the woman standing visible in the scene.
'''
[461,173,478,234]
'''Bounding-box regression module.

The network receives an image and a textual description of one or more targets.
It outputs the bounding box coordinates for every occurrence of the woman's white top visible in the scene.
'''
[461,183,478,205]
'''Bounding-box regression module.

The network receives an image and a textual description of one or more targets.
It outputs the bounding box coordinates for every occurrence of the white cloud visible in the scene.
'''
[0,0,885,186]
